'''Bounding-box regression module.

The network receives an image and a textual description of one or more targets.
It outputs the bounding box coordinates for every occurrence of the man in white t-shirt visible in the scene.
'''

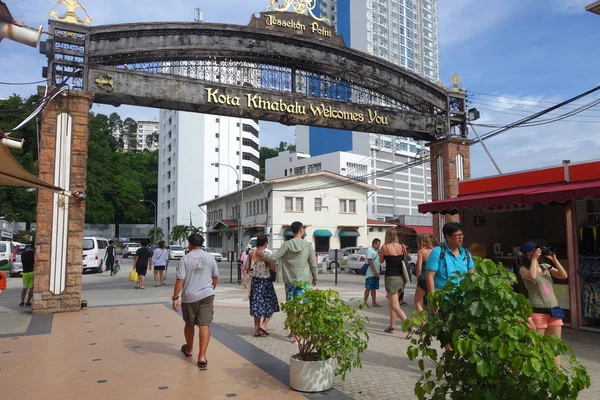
[172,234,219,370]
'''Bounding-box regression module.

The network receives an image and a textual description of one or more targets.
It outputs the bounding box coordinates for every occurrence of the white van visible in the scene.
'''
[83,237,110,273]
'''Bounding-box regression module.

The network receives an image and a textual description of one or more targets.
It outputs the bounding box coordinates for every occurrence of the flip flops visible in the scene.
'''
[259,328,269,336]
[180,344,192,357]
[197,359,208,370]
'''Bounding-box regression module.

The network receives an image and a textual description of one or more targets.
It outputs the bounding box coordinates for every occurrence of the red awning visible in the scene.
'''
[406,225,434,235]
[419,179,600,215]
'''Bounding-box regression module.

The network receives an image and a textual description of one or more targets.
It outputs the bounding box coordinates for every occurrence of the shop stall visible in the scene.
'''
[419,160,600,331]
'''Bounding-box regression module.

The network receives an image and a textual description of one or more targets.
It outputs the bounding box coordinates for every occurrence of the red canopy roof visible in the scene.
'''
[419,179,600,215]
[406,225,434,235]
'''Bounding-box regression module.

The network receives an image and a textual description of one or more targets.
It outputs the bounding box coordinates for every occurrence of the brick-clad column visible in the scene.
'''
[32,89,94,315]
[429,137,474,240]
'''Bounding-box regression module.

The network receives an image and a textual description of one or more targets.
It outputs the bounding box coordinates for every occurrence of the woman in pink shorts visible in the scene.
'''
[519,242,568,365]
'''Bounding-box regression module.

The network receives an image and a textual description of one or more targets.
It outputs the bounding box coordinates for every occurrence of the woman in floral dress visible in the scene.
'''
[245,234,279,337]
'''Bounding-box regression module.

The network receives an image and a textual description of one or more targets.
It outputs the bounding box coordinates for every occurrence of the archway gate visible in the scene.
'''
[33,10,468,313]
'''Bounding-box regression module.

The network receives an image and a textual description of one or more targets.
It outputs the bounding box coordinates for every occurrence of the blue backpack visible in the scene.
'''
[360,263,369,276]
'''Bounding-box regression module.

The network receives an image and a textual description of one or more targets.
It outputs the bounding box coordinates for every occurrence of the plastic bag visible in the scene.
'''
[128,270,139,282]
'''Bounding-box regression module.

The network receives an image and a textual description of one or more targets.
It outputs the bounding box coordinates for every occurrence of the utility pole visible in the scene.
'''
[194,8,203,22]
[0,2,43,48]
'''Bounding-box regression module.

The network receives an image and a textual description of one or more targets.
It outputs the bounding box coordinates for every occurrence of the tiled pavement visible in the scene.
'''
[0,267,598,399]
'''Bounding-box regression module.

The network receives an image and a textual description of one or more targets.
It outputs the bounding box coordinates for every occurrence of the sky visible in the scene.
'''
[1,0,599,178]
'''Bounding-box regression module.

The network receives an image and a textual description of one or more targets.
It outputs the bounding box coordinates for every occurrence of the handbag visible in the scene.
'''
[128,270,139,282]
[360,263,369,276]
[550,307,565,319]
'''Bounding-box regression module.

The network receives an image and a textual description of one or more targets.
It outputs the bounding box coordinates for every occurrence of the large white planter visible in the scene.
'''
[289,354,334,393]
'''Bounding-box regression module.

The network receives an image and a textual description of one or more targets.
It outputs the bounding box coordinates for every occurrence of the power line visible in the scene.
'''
[468,96,600,115]
[471,84,600,144]
[468,90,596,107]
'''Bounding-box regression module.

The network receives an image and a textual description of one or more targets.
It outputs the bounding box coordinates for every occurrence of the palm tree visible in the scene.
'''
[171,225,189,245]
[148,227,164,243]
[187,225,203,235]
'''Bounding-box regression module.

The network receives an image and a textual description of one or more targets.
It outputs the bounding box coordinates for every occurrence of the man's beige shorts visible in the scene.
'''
[182,295,215,327]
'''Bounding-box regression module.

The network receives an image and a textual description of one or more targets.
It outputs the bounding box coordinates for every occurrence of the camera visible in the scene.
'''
[540,247,555,256]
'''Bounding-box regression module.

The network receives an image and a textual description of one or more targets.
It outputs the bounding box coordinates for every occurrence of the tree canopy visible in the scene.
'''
[0,95,158,225]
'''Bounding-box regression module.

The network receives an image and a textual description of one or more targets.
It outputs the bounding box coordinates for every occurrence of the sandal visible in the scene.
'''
[253,333,265,337]
[19,302,24,307]
[134,286,140,289]
[259,328,269,336]
[26,303,32,307]
[154,284,159,287]
[180,344,193,357]
[197,359,208,370]
[384,327,395,333]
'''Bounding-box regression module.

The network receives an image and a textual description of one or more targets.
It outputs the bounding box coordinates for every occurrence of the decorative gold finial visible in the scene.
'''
[447,73,465,93]
[49,0,92,26]
[267,0,331,24]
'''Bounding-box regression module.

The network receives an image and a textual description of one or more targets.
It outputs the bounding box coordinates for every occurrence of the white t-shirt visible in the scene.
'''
[176,249,219,303]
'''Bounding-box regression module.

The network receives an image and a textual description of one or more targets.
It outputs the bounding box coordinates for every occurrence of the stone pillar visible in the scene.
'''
[32,89,94,315]
[429,137,474,241]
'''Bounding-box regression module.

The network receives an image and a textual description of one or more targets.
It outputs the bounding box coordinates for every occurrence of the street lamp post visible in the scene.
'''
[211,162,243,254]
[140,199,157,241]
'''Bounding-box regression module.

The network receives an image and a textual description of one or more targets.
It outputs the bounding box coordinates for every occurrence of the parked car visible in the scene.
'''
[83,237,110,273]
[115,246,124,256]
[123,243,140,258]
[347,248,371,273]
[204,247,222,262]
[0,241,16,271]
[325,247,363,271]
[168,245,185,260]
[10,244,33,277]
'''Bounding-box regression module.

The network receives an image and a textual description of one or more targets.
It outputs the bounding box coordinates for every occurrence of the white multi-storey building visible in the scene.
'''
[201,171,377,254]
[265,151,370,181]
[157,111,260,242]
[295,0,438,224]
[134,120,160,152]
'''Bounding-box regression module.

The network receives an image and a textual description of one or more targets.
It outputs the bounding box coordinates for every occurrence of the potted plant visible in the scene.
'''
[281,283,369,392]
[403,258,591,399]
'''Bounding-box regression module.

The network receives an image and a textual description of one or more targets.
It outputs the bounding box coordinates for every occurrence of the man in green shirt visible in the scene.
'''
[259,221,317,300]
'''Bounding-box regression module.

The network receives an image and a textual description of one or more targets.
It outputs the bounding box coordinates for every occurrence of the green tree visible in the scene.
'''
[171,225,189,245]
[0,95,41,224]
[148,227,164,243]
[258,141,296,181]
[404,258,590,399]
[122,117,138,151]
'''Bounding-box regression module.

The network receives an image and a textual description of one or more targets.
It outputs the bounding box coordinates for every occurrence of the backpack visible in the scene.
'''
[438,245,472,280]
[360,263,369,276]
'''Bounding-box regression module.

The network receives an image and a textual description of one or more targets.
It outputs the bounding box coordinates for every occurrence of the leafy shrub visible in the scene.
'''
[281,283,369,380]
[403,258,590,399]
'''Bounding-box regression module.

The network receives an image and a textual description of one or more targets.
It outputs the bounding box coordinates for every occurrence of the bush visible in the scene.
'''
[403,258,590,399]
[281,283,369,380]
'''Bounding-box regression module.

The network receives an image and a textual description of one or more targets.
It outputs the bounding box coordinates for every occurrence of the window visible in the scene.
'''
[242,138,259,151]
[294,166,306,175]
[307,163,321,173]
[215,147,219,152]
[168,130,172,139]
[349,200,356,213]
[167,184,171,193]
[314,198,322,211]
[215,133,219,138]
[167,171,171,179]
[285,197,293,211]
[296,198,304,212]
[215,118,220,123]
[242,152,259,164]
[215,178,219,182]
[242,124,259,138]
[339,199,347,213]
[339,199,357,213]
[167,200,171,209]
[168,144,171,152]
[168,117,172,125]
[168,157,171,166]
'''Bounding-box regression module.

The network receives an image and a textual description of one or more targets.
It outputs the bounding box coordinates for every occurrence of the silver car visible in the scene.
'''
[168,245,185,260]
[10,245,32,277]
[204,247,222,262]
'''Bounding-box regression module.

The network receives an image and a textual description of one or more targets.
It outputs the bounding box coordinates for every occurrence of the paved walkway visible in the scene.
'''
[1,265,598,398]
[0,304,308,399]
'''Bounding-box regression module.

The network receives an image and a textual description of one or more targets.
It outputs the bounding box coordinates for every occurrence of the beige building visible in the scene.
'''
[200,171,377,254]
